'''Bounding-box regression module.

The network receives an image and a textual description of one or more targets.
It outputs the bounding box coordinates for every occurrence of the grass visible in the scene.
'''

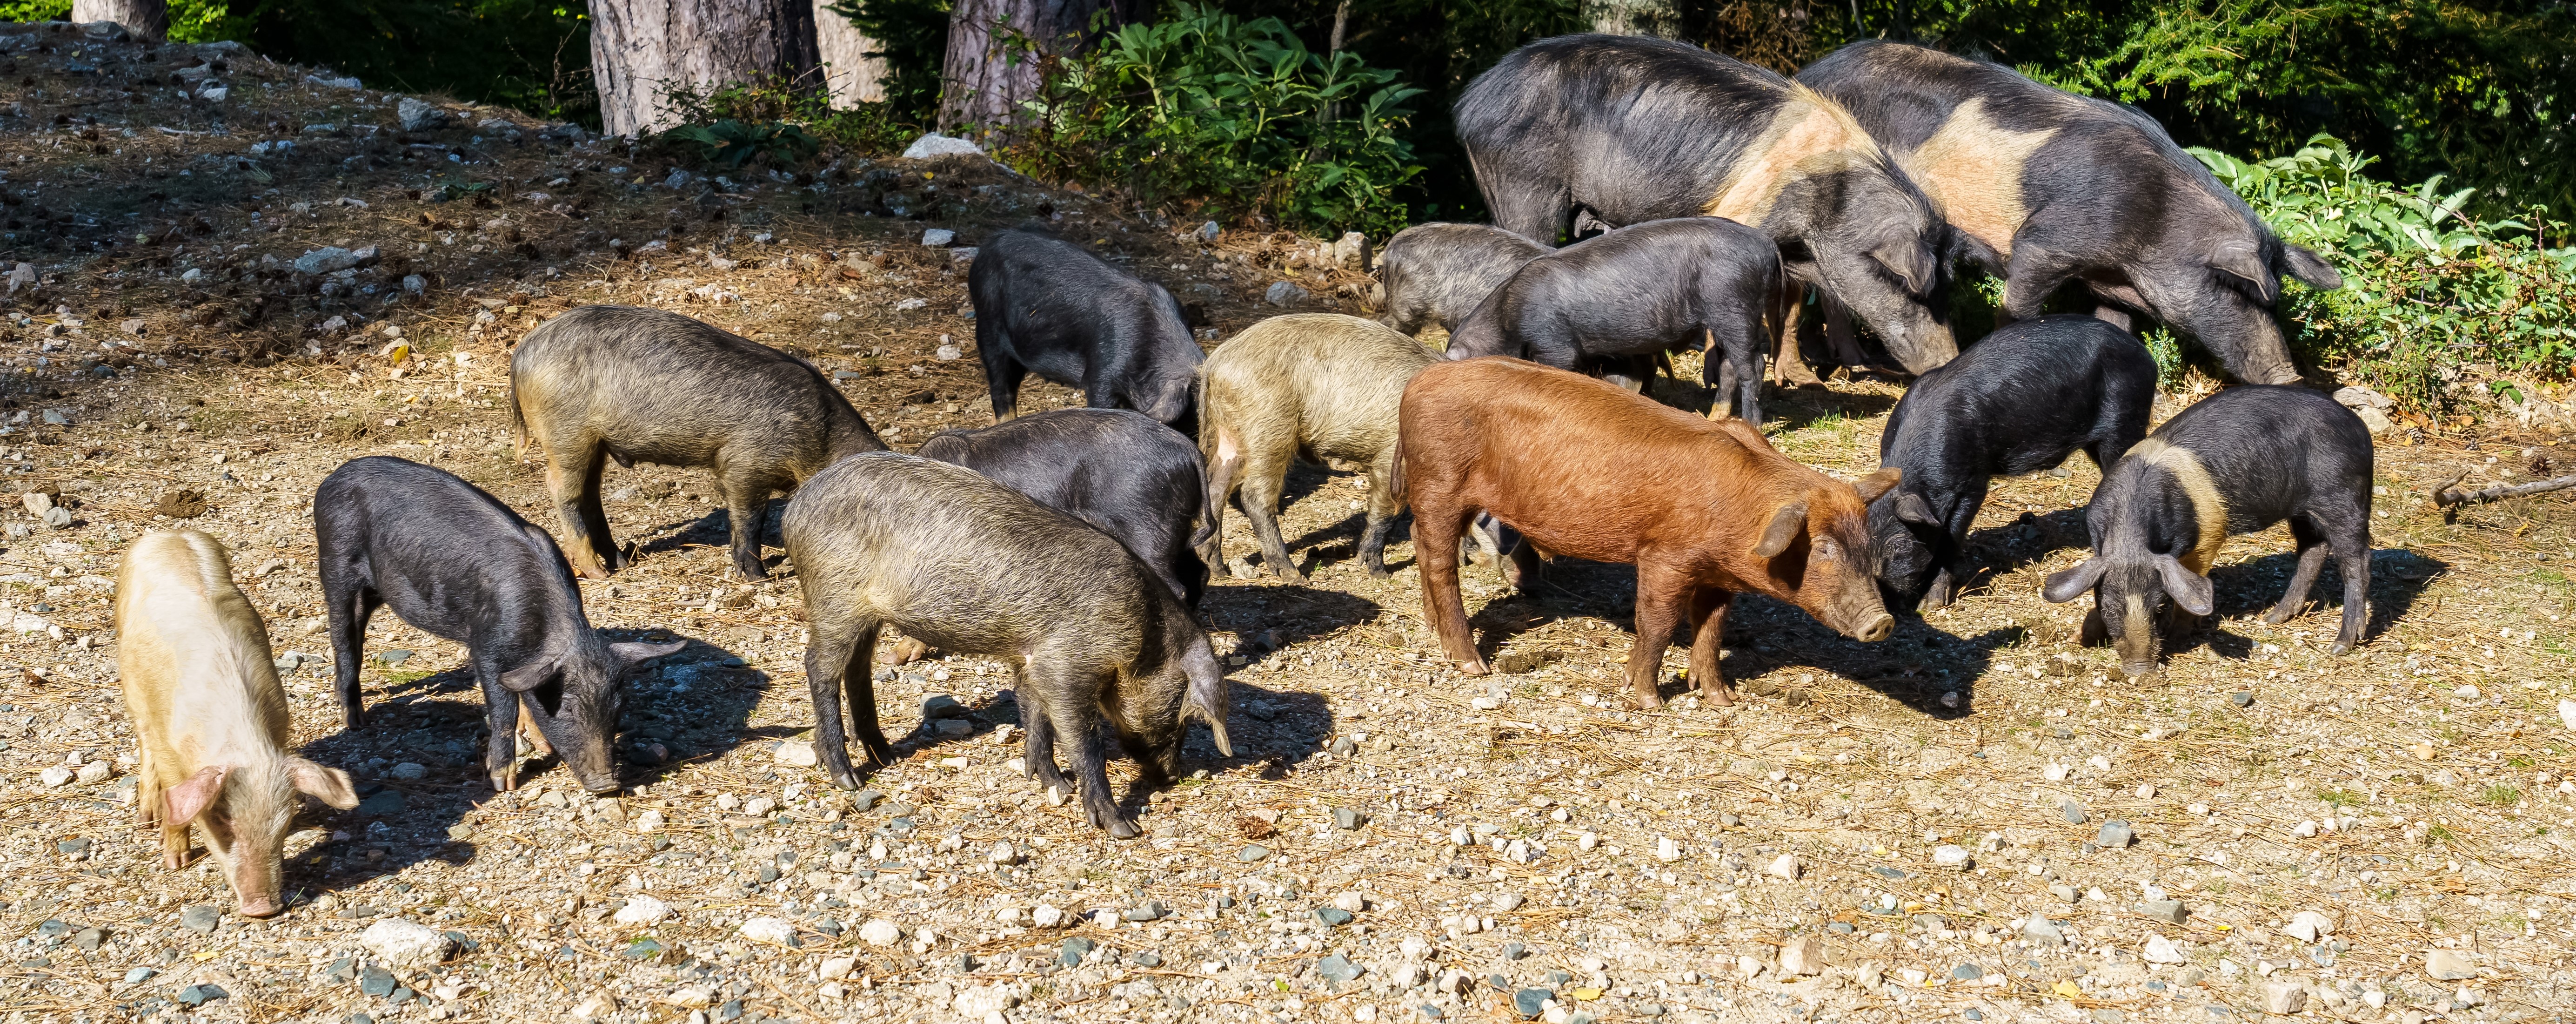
[2482,785,2522,806]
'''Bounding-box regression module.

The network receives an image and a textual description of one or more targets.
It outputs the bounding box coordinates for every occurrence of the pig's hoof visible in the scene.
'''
[488,770,517,792]
[1628,691,1663,710]
[1104,816,1142,840]
[1364,561,1392,579]
[734,562,769,582]
[1456,659,1491,676]
[2328,641,2352,656]
[1699,685,1734,707]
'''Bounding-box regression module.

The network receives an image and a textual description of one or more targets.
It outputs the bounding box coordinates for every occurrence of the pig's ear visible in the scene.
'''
[2041,559,2106,604]
[2154,554,2215,617]
[2206,239,2279,303]
[1750,501,1809,559]
[286,757,361,810]
[1852,466,1902,505]
[1870,240,1934,298]
[500,653,565,693]
[2281,244,2342,290]
[1894,490,1940,528]
[611,640,689,669]
[163,765,228,827]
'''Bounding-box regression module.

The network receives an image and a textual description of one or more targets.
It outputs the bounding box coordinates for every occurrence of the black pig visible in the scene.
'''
[1870,315,2156,610]
[1455,34,1956,374]
[783,453,1233,837]
[968,226,1204,429]
[2042,386,2373,678]
[314,457,684,793]
[1378,222,1549,337]
[1799,41,2342,384]
[1445,217,1783,423]
[915,408,1209,608]
[511,304,887,581]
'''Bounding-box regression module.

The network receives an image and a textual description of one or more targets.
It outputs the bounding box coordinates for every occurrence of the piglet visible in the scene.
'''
[116,529,359,918]
[784,452,1232,838]
[314,456,683,793]
[1444,217,1784,423]
[1198,313,1437,579]
[2043,385,2374,678]
[1398,357,1900,707]
[511,304,887,581]
[1377,222,1548,337]
[916,408,1210,607]
[969,225,1204,429]
[1872,315,2156,609]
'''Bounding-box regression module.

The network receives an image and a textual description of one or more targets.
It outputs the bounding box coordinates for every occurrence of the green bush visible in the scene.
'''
[658,75,917,163]
[2195,135,2576,416]
[1010,4,1426,236]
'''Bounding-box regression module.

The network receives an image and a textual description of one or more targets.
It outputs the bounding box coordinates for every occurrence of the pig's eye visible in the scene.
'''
[1815,538,1839,560]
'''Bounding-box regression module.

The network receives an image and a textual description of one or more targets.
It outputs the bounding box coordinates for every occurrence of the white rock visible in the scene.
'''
[1335,891,1366,913]
[921,229,957,248]
[742,796,776,816]
[669,984,716,1009]
[1033,904,1065,928]
[1578,830,1599,851]
[39,766,73,787]
[1656,836,1682,863]
[818,956,856,980]
[2262,981,2307,1015]
[74,761,112,784]
[2558,699,2576,733]
[739,916,797,945]
[1930,844,1974,869]
[1777,935,1824,977]
[901,133,986,160]
[2142,935,2188,963]
[2454,684,2481,699]
[772,741,818,767]
[1766,853,1800,880]
[1399,936,1432,962]
[2043,762,2071,781]
[2292,910,2335,937]
[2292,820,2320,838]
[614,896,671,925]
[635,809,666,832]
[570,993,617,1019]
[361,918,456,969]
[397,97,449,132]
[2283,918,2319,943]
[989,841,1020,865]
[954,984,1019,1016]
[859,919,903,947]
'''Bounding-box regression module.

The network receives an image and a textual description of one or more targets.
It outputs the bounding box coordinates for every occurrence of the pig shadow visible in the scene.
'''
[1201,584,1384,656]
[1264,462,1389,575]
[629,500,790,573]
[284,628,767,902]
[1937,507,2094,605]
[1756,387,1899,435]
[2154,547,2448,663]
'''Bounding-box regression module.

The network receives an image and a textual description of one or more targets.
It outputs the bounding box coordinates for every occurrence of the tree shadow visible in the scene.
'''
[1758,386,1900,434]
[2159,546,2449,662]
[283,628,765,904]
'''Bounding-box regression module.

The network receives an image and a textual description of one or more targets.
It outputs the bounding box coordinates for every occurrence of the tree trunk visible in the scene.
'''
[938,0,1105,135]
[591,0,822,138]
[1584,0,1676,37]
[71,0,167,40]
[814,0,887,106]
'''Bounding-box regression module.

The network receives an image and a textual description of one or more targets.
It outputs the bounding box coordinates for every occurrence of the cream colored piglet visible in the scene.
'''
[116,529,357,918]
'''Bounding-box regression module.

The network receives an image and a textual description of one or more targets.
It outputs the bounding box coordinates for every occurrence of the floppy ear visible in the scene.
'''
[2280,243,2342,290]
[1852,466,1901,505]
[1894,490,1940,528]
[286,757,360,810]
[163,765,228,827]
[499,653,565,693]
[2206,239,2278,303]
[2154,554,2216,617]
[611,640,689,669]
[1751,501,1809,559]
[1871,240,1934,298]
[2041,559,2107,604]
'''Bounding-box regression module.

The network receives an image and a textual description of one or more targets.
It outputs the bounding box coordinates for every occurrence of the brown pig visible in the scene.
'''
[115,530,359,918]
[1396,358,1899,707]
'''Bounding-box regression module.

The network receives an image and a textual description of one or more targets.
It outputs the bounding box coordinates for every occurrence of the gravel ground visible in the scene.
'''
[7,19,2576,1024]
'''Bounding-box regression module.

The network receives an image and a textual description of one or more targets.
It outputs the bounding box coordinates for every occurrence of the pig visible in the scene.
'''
[915,408,1209,608]
[1871,315,2157,610]
[314,456,685,793]
[1454,34,1957,374]
[115,530,360,918]
[511,304,887,581]
[1377,222,1550,337]
[783,452,1233,837]
[1197,313,1439,580]
[1798,41,2343,384]
[1396,357,1900,707]
[968,225,1205,429]
[1444,216,1784,423]
[2042,385,2374,678]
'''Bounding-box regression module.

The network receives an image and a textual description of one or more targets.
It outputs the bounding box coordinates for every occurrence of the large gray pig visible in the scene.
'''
[1377,223,1550,337]
[784,453,1232,838]
[116,530,360,918]
[1455,34,1956,374]
[1798,41,2342,384]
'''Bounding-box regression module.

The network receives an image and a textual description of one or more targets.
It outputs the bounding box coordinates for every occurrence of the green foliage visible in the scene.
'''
[658,76,917,164]
[0,0,68,25]
[2196,135,2576,415]
[662,119,821,170]
[825,0,950,124]
[1013,4,1425,235]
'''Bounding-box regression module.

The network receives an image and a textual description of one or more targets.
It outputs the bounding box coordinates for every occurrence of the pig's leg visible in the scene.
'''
[1502,532,1543,593]
[478,661,524,792]
[1038,665,1138,838]
[545,440,620,579]
[717,465,781,581]
[1198,424,1243,571]
[1924,480,1989,611]
[806,615,893,789]
[1358,449,1403,578]
[1686,586,1735,706]
[323,583,380,730]
[977,321,1026,423]
[1720,313,1766,429]
[1414,501,1489,674]
[1624,565,1687,708]
[1999,243,2083,325]
[1236,451,1305,581]
[2323,503,2373,654]
[1019,684,1073,797]
[2266,516,2331,626]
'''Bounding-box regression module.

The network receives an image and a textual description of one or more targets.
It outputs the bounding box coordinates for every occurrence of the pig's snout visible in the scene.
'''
[1846,612,1894,644]
[236,894,284,918]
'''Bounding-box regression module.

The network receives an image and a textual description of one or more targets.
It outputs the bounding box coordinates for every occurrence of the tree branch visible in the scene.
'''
[2432,469,2576,522]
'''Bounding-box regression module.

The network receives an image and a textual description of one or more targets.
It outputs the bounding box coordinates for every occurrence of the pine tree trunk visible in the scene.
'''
[591,0,822,137]
[814,0,886,106]
[71,0,167,40]
[937,0,1105,135]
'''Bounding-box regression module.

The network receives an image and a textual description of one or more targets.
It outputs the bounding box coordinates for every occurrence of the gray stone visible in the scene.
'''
[179,905,220,933]
[2229,691,2255,708]
[1314,907,1352,927]
[851,788,885,812]
[1123,903,1167,922]
[294,247,374,275]
[1238,843,1271,862]
[1333,807,1364,830]
[359,965,397,997]
[2051,883,2079,903]
[1196,221,1222,242]
[2138,899,2188,924]
[396,97,448,132]
[1058,937,1095,966]
[1265,281,1308,306]
[2021,916,2065,947]
[1513,988,1554,1018]
[123,966,156,985]
[930,718,973,739]
[902,133,987,160]
[2096,820,2134,848]
[1316,954,1362,983]
[2424,949,2477,980]
[920,229,957,248]
[174,984,227,1006]
[1503,942,1528,960]
[1951,963,1984,981]
[357,789,406,815]
[2059,798,2089,824]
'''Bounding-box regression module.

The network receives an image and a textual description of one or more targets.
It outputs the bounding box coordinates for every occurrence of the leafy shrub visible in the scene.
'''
[1009,4,1426,236]
[656,75,919,167]
[2195,135,2576,416]
[825,0,950,125]
[663,119,820,170]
